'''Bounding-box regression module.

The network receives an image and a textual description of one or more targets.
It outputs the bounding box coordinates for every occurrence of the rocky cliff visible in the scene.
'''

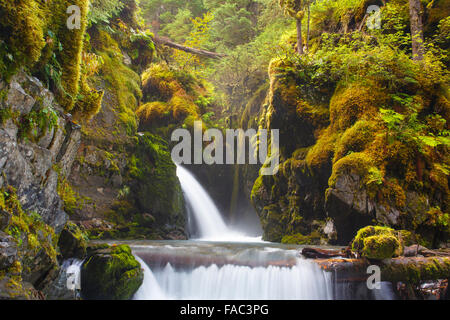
[0,71,81,299]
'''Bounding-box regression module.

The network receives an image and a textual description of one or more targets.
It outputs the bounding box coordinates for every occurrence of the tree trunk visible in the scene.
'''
[153,35,227,59]
[408,0,425,61]
[306,5,311,52]
[296,18,304,55]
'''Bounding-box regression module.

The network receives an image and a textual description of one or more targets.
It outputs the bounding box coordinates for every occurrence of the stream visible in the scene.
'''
[133,166,395,300]
[69,165,397,300]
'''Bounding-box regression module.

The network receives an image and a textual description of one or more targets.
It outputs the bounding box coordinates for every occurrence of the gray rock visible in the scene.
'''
[325,173,375,244]
[6,81,35,115]
[0,231,17,270]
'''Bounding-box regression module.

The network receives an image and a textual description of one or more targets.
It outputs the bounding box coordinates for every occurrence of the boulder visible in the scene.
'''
[80,244,143,300]
[57,222,87,260]
[351,226,403,260]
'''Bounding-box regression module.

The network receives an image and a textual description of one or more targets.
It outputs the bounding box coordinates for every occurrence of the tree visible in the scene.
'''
[279,0,305,54]
[408,0,424,60]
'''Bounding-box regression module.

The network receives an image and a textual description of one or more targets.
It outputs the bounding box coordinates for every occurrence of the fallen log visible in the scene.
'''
[153,35,227,59]
[313,256,450,284]
[301,247,349,259]
[403,245,450,257]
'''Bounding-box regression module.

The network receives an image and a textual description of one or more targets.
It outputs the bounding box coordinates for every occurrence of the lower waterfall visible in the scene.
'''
[133,242,334,300]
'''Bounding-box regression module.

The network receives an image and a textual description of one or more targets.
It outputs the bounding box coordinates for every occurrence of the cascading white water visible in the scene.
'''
[133,243,334,300]
[133,255,167,300]
[176,165,259,241]
[146,260,333,300]
[129,166,397,300]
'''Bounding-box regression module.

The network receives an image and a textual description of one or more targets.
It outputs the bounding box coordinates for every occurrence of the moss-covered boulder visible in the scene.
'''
[57,222,87,260]
[352,226,404,260]
[80,244,143,300]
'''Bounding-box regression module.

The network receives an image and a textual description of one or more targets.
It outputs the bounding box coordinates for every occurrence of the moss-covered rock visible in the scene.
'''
[352,226,404,260]
[80,244,143,300]
[57,222,87,260]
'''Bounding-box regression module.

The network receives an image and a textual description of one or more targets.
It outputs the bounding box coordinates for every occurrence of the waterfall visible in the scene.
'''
[133,243,334,300]
[146,260,333,300]
[46,258,83,299]
[133,255,167,300]
[176,165,259,241]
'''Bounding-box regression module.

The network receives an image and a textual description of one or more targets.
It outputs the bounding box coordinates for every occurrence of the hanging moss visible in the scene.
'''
[0,0,46,78]
[72,74,104,120]
[53,0,90,111]
[93,29,142,135]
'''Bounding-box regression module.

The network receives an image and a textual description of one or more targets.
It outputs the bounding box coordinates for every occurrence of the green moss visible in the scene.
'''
[0,186,57,264]
[122,133,184,231]
[56,170,85,216]
[329,152,376,187]
[58,221,88,259]
[334,120,378,162]
[72,74,104,120]
[306,128,338,171]
[250,176,264,204]
[93,29,142,135]
[381,257,450,284]
[80,244,143,299]
[138,63,203,132]
[281,231,321,245]
[352,225,403,259]
[329,82,387,131]
[0,0,46,78]
[53,0,90,111]
[361,234,401,260]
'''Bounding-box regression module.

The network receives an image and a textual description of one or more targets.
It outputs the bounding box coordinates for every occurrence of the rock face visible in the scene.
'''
[66,32,186,240]
[0,72,81,298]
[250,57,449,247]
[80,244,143,300]
[0,72,81,233]
[0,231,17,270]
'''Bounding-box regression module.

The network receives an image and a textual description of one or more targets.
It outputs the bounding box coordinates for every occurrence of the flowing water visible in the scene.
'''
[176,165,259,242]
[80,165,396,300]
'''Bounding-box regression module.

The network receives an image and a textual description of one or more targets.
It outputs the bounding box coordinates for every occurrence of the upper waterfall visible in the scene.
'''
[176,165,260,242]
